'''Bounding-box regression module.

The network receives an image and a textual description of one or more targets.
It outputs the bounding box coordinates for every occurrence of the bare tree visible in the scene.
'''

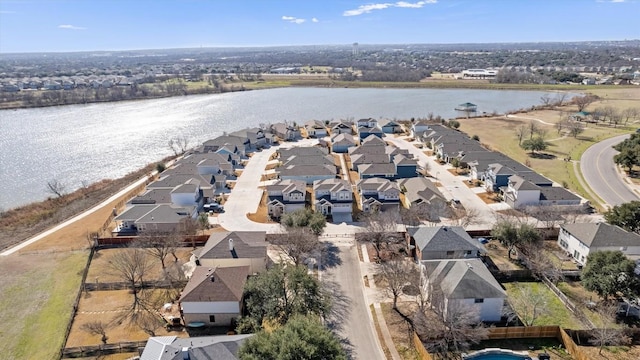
[81,321,109,344]
[133,230,182,269]
[506,282,550,326]
[415,292,488,359]
[527,120,539,140]
[573,94,597,112]
[515,125,528,146]
[274,227,323,266]
[379,259,418,310]
[566,119,584,138]
[46,179,66,198]
[589,304,631,355]
[449,206,481,228]
[359,210,403,260]
[107,247,154,306]
[540,94,552,107]
[554,93,568,107]
[168,135,190,156]
[136,310,165,336]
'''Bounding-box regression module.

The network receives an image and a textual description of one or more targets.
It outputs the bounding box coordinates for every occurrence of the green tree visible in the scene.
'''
[581,251,639,301]
[521,137,547,155]
[238,315,347,360]
[614,148,639,173]
[238,265,330,332]
[281,208,327,235]
[491,221,541,259]
[604,201,640,233]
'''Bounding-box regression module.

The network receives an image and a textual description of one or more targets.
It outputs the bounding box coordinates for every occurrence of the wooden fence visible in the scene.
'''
[541,276,595,329]
[62,341,147,358]
[413,326,591,360]
[83,280,188,292]
[95,235,209,248]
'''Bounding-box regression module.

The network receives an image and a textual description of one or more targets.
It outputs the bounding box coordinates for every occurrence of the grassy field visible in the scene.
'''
[504,282,584,329]
[0,251,88,359]
[458,87,640,207]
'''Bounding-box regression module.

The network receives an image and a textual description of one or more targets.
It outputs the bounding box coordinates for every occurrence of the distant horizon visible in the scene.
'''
[2,39,639,56]
[1,0,638,53]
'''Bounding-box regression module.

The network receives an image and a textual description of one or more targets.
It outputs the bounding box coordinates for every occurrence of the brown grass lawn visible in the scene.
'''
[578,345,640,360]
[246,191,276,224]
[87,247,193,283]
[66,290,183,347]
[74,353,140,360]
[369,304,392,360]
[477,191,501,204]
[380,302,420,360]
[484,241,525,271]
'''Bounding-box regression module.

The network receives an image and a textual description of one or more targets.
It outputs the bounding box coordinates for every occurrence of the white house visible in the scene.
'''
[420,259,506,322]
[357,118,377,128]
[305,120,328,138]
[265,179,307,218]
[170,183,203,210]
[356,178,400,213]
[503,175,541,209]
[140,334,253,360]
[313,179,353,223]
[410,120,431,138]
[179,266,249,327]
[558,222,640,266]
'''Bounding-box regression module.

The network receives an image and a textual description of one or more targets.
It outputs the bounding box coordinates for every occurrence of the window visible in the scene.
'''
[465,250,473,255]
[559,239,568,248]
[209,315,216,323]
[474,298,484,303]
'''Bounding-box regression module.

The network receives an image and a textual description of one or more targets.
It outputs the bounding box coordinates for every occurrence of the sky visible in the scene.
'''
[0,0,638,53]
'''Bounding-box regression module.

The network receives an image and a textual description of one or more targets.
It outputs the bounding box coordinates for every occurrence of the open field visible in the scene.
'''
[0,251,87,359]
[457,88,640,206]
[504,282,584,329]
[578,344,640,360]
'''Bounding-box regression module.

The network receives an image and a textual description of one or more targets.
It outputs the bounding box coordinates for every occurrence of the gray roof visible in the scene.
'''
[357,178,400,192]
[136,205,193,224]
[140,334,253,360]
[179,265,249,303]
[171,183,198,194]
[266,179,306,195]
[282,154,333,167]
[509,175,540,191]
[279,164,336,177]
[358,163,397,176]
[351,153,391,165]
[539,187,581,201]
[279,146,327,158]
[393,154,417,166]
[115,204,157,221]
[129,189,173,205]
[408,226,482,253]
[398,177,446,205]
[361,135,386,146]
[331,133,356,145]
[197,231,267,260]
[348,144,386,156]
[313,178,351,192]
[561,222,640,248]
[422,259,506,299]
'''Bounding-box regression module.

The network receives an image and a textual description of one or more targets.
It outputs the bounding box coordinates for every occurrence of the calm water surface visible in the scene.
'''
[0,87,560,209]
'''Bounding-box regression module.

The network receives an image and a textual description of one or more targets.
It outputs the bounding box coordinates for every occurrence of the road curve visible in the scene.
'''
[581,134,639,208]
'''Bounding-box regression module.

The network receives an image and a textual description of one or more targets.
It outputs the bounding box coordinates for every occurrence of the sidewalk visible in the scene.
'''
[361,244,402,360]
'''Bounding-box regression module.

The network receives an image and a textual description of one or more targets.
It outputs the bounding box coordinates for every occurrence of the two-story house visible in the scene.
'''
[558,222,640,266]
[410,120,431,138]
[313,178,353,223]
[357,178,400,213]
[330,133,357,153]
[407,226,484,261]
[378,119,403,134]
[305,120,328,138]
[265,179,307,219]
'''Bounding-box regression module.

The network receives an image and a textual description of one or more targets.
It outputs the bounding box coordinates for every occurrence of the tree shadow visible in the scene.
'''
[322,278,355,358]
[322,243,343,269]
[530,153,556,160]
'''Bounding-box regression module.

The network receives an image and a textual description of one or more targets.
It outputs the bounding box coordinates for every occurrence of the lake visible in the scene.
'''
[0,87,562,209]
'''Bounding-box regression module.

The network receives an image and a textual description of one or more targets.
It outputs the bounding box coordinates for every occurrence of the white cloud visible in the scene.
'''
[343,1,436,16]
[58,24,86,30]
[312,17,319,23]
[282,15,306,24]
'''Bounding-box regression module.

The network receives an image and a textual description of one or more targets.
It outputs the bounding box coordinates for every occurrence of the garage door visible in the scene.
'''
[331,212,353,223]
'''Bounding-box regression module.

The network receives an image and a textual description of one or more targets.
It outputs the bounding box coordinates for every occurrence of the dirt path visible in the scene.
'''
[506,114,555,126]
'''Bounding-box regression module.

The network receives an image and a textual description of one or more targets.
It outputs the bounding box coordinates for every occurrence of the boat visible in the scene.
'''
[455,102,478,112]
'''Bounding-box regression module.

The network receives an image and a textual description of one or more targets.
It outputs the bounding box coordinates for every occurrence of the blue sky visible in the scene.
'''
[0,0,638,53]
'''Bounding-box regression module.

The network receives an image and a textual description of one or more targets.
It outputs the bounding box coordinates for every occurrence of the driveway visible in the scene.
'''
[385,136,497,229]
[215,139,319,233]
[580,134,640,208]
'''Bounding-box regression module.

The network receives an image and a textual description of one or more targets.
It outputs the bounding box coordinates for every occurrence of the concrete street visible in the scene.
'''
[385,135,499,229]
[580,134,640,208]
[322,240,386,360]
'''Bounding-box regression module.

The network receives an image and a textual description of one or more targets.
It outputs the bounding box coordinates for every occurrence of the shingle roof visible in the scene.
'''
[561,222,640,248]
[115,204,158,221]
[197,231,267,260]
[136,205,193,224]
[408,226,482,253]
[539,187,581,201]
[422,259,506,299]
[279,164,336,177]
[129,189,173,205]
[313,178,351,192]
[509,175,540,191]
[179,266,249,303]
[141,334,253,360]
[358,163,397,175]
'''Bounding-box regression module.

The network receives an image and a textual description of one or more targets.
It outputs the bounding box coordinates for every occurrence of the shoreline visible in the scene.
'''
[0,78,614,111]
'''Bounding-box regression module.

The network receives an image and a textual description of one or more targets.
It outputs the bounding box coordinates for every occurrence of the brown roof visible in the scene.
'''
[179,266,249,303]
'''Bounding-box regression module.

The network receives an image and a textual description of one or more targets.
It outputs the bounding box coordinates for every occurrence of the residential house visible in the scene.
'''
[357,118,378,128]
[397,177,448,222]
[140,334,253,360]
[114,204,197,234]
[357,163,397,179]
[411,120,431,138]
[357,178,400,213]
[229,127,268,149]
[170,183,204,210]
[270,122,301,141]
[350,153,391,171]
[539,187,581,206]
[407,226,483,261]
[393,154,418,178]
[420,258,506,322]
[202,136,247,157]
[483,163,517,192]
[179,266,249,327]
[503,175,542,209]
[558,222,640,266]
[195,231,268,273]
[329,120,354,135]
[305,120,328,138]
[378,119,403,134]
[265,179,307,218]
[278,147,336,184]
[313,179,353,223]
[358,125,384,140]
[129,188,173,206]
[330,133,357,153]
